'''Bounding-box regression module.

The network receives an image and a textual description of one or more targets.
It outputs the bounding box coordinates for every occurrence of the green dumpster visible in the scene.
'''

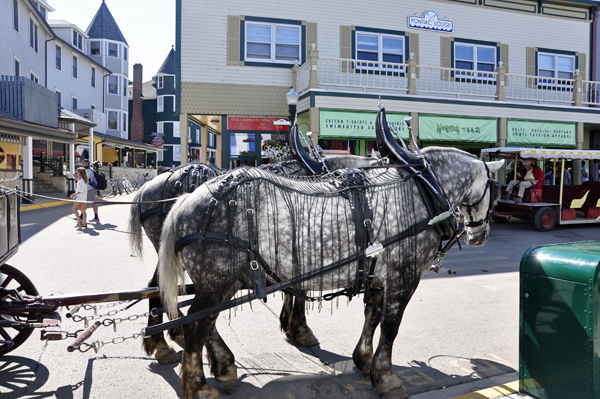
[520,241,600,399]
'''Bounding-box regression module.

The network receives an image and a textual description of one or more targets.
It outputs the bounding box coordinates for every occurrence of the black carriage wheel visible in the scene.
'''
[534,207,556,232]
[492,215,510,224]
[0,264,39,356]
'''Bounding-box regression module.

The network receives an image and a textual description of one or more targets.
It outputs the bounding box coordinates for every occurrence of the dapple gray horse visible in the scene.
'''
[128,156,379,363]
[157,146,503,399]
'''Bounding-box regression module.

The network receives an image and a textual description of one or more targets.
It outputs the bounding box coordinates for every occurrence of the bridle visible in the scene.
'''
[460,162,501,229]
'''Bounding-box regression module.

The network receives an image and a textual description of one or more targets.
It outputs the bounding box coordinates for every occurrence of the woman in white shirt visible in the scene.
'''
[71,167,89,228]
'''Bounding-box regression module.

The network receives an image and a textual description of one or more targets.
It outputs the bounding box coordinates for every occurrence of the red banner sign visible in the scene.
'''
[228,117,288,131]
[152,137,164,147]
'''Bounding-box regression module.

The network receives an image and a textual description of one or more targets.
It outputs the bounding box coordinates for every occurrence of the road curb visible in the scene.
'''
[20,200,70,211]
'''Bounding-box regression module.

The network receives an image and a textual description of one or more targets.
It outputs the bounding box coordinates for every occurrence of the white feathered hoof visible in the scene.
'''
[374,371,408,399]
[155,346,180,364]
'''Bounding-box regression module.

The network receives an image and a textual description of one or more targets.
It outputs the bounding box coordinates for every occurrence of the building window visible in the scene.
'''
[72,30,82,50]
[72,96,78,110]
[90,41,100,55]
[245,22,301,64]
[55,89,61,107]
[538,52,575,80]
[123,113,127,131]
[30,72,38,84]
[14,58,20,77]
[108,76,118,94]
[196,128,200,143]
[123,77,127,96]
[356,31,404,72]
[55,45,61,70]
[38,5,45,19]
[157,96,164,112]
[13,0,19,32]
[157,76,164,89]
[157,150,164,162]
[173,122,180,138]
[91,67,96,87]
[72,55,78,78]
[173,145,181,162]
[209,133,216,147]
[454,42,496,78]
[108,43,118,57]
[108,111,117,130]
[29,18,38,52]
[157,122,164,133]
[123,47,128,61]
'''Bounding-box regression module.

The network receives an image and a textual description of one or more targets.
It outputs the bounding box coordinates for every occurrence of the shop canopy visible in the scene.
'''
[481,147,600,161]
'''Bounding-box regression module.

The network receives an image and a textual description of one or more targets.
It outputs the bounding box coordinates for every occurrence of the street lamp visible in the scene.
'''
[187,136,192,164]
[286,87,299,128]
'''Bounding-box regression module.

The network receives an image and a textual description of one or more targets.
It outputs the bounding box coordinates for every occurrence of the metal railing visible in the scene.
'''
[416,66,497,97]
[504,74,574,103]
[317,57,409,91]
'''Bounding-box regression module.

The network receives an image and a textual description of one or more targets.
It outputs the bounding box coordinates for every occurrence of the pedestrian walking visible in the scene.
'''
[71,167,88,228]
[82,159,100,223]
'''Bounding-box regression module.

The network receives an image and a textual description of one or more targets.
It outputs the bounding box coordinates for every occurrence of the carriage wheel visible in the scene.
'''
[0,264,39,356]
[534,207,556,232]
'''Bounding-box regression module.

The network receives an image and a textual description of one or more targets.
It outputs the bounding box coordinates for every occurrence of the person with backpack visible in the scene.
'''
[82,159,101,223]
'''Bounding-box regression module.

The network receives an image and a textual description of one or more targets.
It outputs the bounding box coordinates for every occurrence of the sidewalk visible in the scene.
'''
[19,191,71,211]
[414,372,532,399]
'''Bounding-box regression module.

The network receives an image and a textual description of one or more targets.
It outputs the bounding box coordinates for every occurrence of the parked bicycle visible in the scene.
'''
[132,172,152,190]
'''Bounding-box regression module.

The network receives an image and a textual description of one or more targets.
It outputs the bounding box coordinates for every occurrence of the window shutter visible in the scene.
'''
[440,36,453,81]
[340,25,354,72]
[576,52,586,80]
[526,47,537,88]
[227,16,241,65]
[499,43,509,73]
[305,22,317,64]
[407,32,419,77]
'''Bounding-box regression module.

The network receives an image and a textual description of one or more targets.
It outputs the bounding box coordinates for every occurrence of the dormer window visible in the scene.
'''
[72,30,82,50]
[90,41,100,55]
[108,43,118,57]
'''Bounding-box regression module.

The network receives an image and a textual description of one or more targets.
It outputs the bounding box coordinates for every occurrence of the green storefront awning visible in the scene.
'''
[319,110,410,139]
[507,119,576,147]
[419,115,497,143]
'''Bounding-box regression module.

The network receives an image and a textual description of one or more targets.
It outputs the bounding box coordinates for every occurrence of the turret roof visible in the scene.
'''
[85,1,128,45]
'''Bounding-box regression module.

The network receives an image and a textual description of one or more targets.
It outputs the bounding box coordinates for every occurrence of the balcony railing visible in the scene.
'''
[0,75,58,127]
[294,49,600,108]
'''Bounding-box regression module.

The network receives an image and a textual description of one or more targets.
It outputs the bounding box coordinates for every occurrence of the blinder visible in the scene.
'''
[463,172,501,228]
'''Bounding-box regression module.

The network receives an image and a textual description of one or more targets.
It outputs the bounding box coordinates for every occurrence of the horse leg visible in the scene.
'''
[369,291,413,399]
[143,267,179,364]
[353,280,384,375]
[205,324,237,394]
[279,292,293,336]
[180,296,221,399]
[285,292,318,346]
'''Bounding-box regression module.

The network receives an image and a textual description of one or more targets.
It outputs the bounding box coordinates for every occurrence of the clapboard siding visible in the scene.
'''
[181,0,591,86]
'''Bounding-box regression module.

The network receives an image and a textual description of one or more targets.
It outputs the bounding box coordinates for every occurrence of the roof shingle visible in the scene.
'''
[85,1,128,45]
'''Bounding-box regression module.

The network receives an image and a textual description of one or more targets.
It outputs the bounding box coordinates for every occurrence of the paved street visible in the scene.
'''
[2,193,599,399]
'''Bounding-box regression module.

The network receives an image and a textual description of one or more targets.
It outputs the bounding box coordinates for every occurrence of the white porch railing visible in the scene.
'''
[504,74,574,103]
[581,80,600,105]
[416,66,497,97]
[295,59,311,94]
[317,57,408,92]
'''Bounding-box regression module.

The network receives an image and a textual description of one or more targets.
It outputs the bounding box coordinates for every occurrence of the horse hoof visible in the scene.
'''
[375,371,408,399]
[195,385,220,399]
[155,346,179,364]
[173,334,186,350]
[215,364,237,394]
[294,326,319,347]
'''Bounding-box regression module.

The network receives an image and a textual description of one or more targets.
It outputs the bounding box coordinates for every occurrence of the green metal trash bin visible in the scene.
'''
[520,241,600,399]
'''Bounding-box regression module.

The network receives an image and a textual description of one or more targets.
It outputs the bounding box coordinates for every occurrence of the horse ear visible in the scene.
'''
[486,160,504,172]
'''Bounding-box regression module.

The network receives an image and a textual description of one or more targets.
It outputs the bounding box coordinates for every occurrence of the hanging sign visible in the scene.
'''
[408,10,454,33]
[228,117,288,131]
[419,115,497,142]
[319,110,410,139]
[507,119,576,147]
[152,137,164,147]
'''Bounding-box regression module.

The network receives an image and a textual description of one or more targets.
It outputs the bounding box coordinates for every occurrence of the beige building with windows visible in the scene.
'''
[177,0,600,181]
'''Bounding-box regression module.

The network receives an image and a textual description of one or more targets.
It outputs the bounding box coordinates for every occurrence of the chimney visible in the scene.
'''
[131,63,144,143]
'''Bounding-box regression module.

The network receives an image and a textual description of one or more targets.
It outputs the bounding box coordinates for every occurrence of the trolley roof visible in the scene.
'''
[481,147,600,161]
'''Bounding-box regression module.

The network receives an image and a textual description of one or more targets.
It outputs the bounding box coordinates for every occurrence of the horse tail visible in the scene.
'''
[158,193,190,319]
[128,189,144,258]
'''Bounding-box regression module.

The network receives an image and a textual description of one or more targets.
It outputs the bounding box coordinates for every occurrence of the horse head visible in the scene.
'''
[457,158,503,246]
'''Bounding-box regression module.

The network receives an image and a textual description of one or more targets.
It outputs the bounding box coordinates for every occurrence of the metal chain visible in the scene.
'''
[81,300,130,312]
[75,330,145,353]
[71,301,139,324]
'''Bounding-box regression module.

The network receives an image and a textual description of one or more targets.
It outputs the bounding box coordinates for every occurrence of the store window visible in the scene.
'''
[319,139,358,156]
[245,21,300,64]
[230,133,256,157]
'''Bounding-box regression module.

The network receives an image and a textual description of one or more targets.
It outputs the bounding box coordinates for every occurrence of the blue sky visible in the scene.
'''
[47,0,175,81]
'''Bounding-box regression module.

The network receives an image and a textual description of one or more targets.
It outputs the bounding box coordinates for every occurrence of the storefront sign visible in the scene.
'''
[152,137,164,147]
[319,110,410,139]
[228,117,288,131]
[408,10,453,33]
[507,120,576,147]
[151,132,165,137]
[419,115,497,142]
